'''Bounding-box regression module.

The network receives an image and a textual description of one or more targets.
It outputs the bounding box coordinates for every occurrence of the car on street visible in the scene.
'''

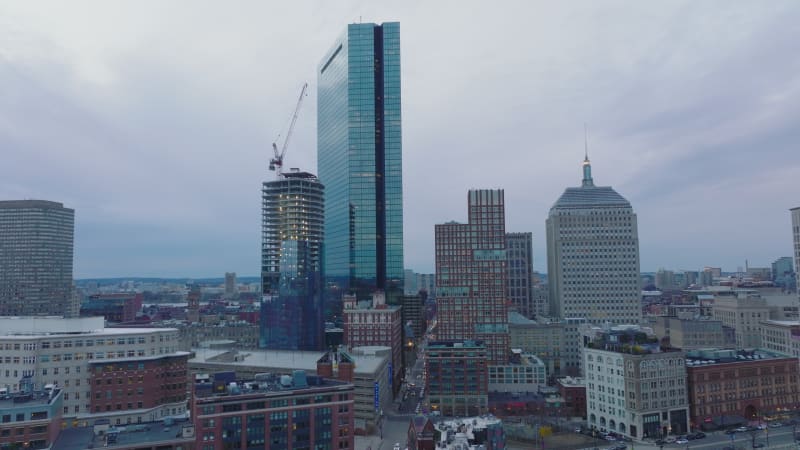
[735,426,749,432]
[574,427,582,433]
[753,443,765,448]
[688,431,705,440]
[654,439,665,446]
[770,422,783,428]
[604,435,616,441]
[676,438,688,444]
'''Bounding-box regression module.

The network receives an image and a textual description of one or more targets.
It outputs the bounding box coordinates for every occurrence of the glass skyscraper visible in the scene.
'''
[260,170,325,350]
[317,22,404,311]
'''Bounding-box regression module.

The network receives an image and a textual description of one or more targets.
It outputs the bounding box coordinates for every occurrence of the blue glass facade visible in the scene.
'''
[317,22,404,311]
[260,172,325,350]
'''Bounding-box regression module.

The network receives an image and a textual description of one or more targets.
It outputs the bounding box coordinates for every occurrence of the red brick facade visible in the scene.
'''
[687,356,800,426]
[89,353,188,414]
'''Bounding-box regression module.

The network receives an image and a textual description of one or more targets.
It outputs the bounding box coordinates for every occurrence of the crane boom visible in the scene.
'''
[270,82,308,176]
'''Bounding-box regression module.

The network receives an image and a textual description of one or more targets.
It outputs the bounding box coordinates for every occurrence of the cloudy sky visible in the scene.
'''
[2,1,799,278]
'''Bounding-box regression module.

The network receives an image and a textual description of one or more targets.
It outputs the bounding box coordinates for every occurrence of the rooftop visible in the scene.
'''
[556,376,585,387]
[551,185,631,211]
[0,389,61,409]
[685,348,794,367]
[434,415,504,449]
[53,419,195,450]
[0,316,176,338]
[189,347,387,374]
[0,199,68,210]
[193,371,352,401]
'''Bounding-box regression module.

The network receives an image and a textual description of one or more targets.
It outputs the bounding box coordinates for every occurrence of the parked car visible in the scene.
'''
[604,435,616,441]
[654,439,665,446]
[753,443,765,448]
[689,431,706,440]
[770,422,783,428]
[735,426,749,432]
[676,438,688,445]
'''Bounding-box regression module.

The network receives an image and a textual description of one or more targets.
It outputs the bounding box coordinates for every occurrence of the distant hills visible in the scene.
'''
[75,276,260,286]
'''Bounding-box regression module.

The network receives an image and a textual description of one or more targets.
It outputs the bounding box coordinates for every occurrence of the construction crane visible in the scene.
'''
[270,82,308,176]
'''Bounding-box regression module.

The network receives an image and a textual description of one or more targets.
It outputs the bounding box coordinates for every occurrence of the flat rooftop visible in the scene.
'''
[53,419,194,450]
[686,348,793,367]
[194,372,352,401]
[0,316,176,337]
[0,390,59,409]
[189,348,387,375]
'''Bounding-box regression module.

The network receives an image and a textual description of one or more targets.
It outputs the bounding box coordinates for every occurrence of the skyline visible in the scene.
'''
[2,2,799,278]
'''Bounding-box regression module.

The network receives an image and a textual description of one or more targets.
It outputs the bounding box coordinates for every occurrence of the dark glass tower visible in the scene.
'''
[260,170,325,350]
[317,22,404,312]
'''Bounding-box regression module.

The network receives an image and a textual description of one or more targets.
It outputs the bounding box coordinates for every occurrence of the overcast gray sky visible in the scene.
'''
[2,1,799,278]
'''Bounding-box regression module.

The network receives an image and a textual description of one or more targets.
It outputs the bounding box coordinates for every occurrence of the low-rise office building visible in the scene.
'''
[488,350,547,393]
[685,348,800,428]
[0,316,186,422]
[0,388,63,450]
[426,340,488,417]
[508,312,563,378]
[188,346,390,433]
[192,371,354,450]
[556,376,586,419]
[760,320,800,358]
[343,293,403,394]
[584,325,689,439]
[652,316,728,350]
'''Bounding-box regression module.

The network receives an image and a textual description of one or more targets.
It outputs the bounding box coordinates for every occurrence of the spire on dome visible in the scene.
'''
[582,124,594,187]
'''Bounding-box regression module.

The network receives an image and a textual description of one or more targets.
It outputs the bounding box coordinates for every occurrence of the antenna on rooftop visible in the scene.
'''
[584,123,589,161]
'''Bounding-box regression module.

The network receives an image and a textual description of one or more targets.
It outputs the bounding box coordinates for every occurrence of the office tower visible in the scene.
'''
[317,22,404,308]
[435,189,509,364]
[260,170,325,350]
[771,256,793,284]
[0,200,76,317]
[546,155,641,325]
[224,272,236,297]
[793,207,800,302]
[186,286,200,324]
[506,232,536,318]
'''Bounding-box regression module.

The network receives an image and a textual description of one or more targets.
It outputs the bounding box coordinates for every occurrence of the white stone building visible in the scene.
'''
[546,155,641,327]
[0,316,185,421]
[584,326,689,440]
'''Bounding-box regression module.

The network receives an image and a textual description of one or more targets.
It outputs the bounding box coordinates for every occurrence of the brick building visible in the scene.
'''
[556,376,586,419]
[81,293,143,323]
[89,352,189,417]
[192,371,354,450]
[343,292,403,394]
[426,340,488,417]
[435,189,509,365]
[407,415,435,450]
[686,348,800,428]
[0,387,63,450]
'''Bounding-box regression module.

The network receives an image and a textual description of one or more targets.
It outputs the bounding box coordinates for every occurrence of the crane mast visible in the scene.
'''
[270,82,308,177]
